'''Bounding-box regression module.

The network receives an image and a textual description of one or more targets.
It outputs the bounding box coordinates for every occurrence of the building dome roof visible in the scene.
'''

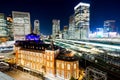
[25,33,40,41]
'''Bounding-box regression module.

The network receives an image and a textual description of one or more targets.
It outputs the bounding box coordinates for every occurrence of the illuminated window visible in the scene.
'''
[67,64,70,70]
[47,62,49,67]
[51,52,53,55]
[62,63,64,69]
[37,58,39,62]
[50,56,52,60]
[34,57,36,61]
[47,56,49,60]
[74,64,76,69]
[57,62,59,68]
[39,53,41,57]
[28,56,30,60]
[44,55,46,58]
[50,62,52,67]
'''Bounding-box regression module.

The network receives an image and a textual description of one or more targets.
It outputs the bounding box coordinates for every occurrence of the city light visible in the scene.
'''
[0,0,120,80]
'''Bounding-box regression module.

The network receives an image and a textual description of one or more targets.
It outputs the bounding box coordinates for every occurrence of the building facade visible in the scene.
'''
[14,40,79,80]
[33,20,40,35]
[12,11,31,40]
[74,2,90,40]
[52,19,60,39]
[63,26,69,39]
[104,20,116,32]
[0,13,8,42]
[68,15,75,39]
[7,16,14,40]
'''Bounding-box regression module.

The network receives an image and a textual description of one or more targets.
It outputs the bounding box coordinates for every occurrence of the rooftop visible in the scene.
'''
[56,49,79,61]
[15,40,59,51]
[74,2,90,10]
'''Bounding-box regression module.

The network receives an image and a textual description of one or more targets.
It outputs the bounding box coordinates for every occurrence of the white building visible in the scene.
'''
[74,2,90,40]
[12,11,31,41]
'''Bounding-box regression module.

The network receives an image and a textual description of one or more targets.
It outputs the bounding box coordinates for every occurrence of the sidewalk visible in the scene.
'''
[4,69,42,80]
[44,74,64,80]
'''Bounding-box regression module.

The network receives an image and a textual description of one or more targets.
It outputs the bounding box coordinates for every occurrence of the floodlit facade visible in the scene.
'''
[74,2,90,40]
[33,20,40,35]
[68,15,75,39]
[7,16,14,40]
[52,19,60,39]
[12,11,31,40]
[0,13,8,37]
[63,26,69,39]
[14,40,79,80]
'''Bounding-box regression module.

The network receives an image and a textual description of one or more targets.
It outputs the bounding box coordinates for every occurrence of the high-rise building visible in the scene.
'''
[52,19,60,39]
[63,25,68,32]
[104,20,116,32]
[12,11,31,40]
[7,16,14,40]
[74,2,90,39]
[0,13,8,42]
[63,25,69,39]
[33,20,40,35]
[68,15,75,39]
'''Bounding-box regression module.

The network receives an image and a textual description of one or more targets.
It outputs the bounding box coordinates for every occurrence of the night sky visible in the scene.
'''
[0,0,120,35]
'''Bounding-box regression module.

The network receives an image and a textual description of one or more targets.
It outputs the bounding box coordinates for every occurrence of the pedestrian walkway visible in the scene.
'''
[4,69,42,80]
[44,74,64,80]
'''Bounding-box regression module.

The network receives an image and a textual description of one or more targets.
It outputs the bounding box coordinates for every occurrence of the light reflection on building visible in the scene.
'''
[68,15,75,39]
[7,16,14,40]
[12,11,31,40]
[0,13,8,37]
[74,2,90,40]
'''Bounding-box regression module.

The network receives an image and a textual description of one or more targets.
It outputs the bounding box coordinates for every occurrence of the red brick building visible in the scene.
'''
[14,41,79,80]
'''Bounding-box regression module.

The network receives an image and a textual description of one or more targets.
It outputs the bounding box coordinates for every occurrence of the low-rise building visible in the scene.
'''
[14,34,80,80]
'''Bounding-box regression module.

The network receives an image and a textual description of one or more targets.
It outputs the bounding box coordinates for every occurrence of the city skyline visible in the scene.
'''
[0,0,120,35]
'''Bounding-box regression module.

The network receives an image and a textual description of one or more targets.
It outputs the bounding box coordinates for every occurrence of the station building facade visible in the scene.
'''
[14,40,79,80]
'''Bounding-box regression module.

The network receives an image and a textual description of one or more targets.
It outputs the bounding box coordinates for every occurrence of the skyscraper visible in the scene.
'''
[12,11,31,40]
[74,2,90,39]
[52,19,60,39]
[0,13,8,42]
[33,20,40,35]
[104,20,116,32]
[7,16,14,40]
[68,15,75,39]
[63,25,69,39]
